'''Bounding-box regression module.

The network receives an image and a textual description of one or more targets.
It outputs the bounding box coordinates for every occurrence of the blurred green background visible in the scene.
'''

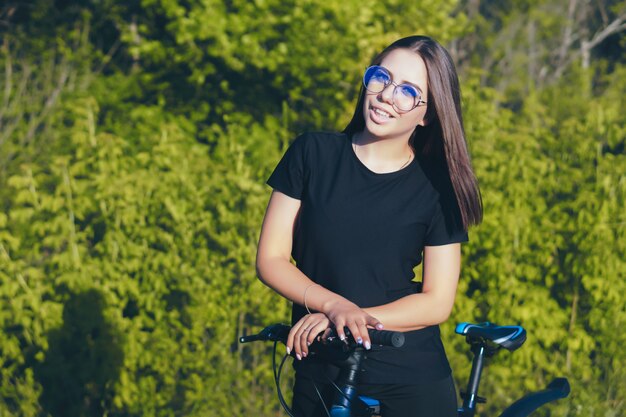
[0,1,624,416]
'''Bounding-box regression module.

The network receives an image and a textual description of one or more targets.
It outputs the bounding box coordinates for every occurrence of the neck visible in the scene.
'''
[352,131,414,173]
[353,131,413,161]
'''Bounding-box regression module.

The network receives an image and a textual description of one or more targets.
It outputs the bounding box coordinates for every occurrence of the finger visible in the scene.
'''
[289,316,313,358]
[300,317,326,356]
[334,319,347,342]
[296,323,313,359]
[307,320,328,346]
[301,327,313,357]
[286,323,302,356]
[358,321,371,350]
[346,321,363,346]
[366,315,384,331]
[295,316,317,358]
[321,328,332,342]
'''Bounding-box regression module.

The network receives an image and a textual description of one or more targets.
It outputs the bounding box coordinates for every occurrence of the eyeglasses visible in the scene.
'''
[362,65,427,112]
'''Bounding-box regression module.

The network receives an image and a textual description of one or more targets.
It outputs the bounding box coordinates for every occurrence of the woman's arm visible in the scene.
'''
[256,190,382,355]
[362,243,462,332]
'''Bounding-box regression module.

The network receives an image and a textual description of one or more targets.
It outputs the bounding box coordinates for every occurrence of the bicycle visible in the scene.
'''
[239,321,570,417]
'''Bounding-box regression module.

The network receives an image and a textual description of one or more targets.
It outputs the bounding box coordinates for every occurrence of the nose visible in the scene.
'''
[378,83,395,104]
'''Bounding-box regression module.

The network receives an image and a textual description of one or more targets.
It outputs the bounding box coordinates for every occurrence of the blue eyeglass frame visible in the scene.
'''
[362,65,427,112]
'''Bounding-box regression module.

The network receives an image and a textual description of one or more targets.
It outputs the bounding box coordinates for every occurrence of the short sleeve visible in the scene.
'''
[266,134,307,200]
[424,200,469,246]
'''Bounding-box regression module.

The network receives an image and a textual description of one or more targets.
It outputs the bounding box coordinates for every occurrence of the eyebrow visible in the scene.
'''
[383,66,425,93]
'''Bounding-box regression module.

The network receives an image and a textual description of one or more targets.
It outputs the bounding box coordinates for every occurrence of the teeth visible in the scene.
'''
[373,108,391,118]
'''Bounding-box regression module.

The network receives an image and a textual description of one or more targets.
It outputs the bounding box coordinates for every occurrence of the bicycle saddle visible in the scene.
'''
[455,322,526,351]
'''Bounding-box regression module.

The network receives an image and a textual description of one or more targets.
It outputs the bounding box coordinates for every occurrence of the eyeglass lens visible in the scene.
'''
[363,66,421,112]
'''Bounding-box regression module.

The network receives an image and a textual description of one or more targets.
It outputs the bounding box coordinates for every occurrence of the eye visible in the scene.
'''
[398,84,420,99]
[370,67,391,83]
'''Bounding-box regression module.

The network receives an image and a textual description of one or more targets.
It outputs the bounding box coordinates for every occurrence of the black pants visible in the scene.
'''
[292,374,458,417]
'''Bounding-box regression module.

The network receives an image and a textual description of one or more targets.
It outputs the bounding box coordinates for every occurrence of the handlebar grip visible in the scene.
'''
[239,334,262,343]
[368,329,405,348]
[239,324,291,344]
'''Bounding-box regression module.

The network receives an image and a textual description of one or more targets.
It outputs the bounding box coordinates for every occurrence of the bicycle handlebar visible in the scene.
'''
[240,323,405,348]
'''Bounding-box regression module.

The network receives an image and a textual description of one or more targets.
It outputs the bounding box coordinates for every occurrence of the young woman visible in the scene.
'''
[256,35,482,417]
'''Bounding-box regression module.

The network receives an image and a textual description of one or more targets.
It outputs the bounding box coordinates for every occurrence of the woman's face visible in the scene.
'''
[362,48,429,141]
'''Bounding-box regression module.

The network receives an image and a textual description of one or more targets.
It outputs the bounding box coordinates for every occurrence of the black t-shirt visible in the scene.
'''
[266,131,468,384]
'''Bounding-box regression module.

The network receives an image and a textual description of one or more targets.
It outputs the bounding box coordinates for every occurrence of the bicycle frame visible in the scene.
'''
[327,348,371,417]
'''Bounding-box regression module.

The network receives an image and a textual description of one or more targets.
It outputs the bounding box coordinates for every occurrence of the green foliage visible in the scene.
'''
[0,1,624,416]
[15,0,464,130]
[0,87,293,415]
[447,64,626,417]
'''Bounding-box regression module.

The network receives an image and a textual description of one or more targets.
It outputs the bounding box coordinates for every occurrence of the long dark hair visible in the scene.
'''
[344,35,482,230]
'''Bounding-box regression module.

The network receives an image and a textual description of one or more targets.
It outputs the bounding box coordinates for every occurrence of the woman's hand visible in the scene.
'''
[286,301,384,360]
[287,313,330,360]
[323,299,383,350]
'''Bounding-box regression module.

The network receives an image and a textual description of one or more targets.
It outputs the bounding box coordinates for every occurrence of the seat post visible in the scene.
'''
[461,343,487,416]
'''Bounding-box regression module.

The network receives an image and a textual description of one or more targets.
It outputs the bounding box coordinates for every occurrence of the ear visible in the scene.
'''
[420,105,434,126]
[417,114,431,126]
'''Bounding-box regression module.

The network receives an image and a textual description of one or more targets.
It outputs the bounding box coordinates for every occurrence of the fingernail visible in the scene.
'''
[302,351,307,358]
[365,341,371,350]
[296,354,301,360]
[357,337,363,345]
[376,323,384,330]
[286,347,291,355]
[307,341,311,346]
[340,334,346,341]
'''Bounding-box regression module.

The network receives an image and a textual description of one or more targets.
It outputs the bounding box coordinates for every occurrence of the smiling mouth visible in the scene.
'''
[370,105,394,119]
